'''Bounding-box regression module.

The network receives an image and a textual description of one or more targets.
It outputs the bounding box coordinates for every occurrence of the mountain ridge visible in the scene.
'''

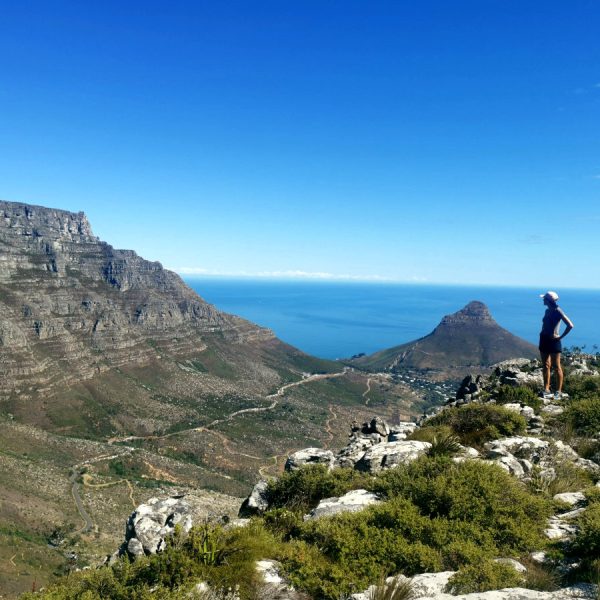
[0,199,277,401]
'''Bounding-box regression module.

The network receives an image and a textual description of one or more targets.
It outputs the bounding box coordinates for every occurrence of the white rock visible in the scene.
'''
[285,448,335,471]
[542,404,564,415]
[239,479,270,516]
[520,406,536,420]
[494,558,528,573]
[256,559,284,584]
[553,492,586,506]
[545,516,578,540]
[389,422,418,441]
[305,489,380,520]
[460,446,481,458]
[484,437,549,460]
[356,441,431,473]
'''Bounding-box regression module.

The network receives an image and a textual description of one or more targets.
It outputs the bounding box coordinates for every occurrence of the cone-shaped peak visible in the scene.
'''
[439,301,494,327]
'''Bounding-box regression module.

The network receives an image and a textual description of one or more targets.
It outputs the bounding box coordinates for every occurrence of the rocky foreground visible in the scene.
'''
[106,357,600,599]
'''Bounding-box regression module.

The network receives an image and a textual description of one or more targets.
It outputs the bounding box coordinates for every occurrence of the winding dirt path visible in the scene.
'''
[107,369,348,445]
[82,474,137,508]
[323,404,338,448]
[363,377,373,405]
[69,448,135,534]
[102,369,349,485]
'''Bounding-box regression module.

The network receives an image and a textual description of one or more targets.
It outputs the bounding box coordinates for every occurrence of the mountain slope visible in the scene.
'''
[351,301,538,372]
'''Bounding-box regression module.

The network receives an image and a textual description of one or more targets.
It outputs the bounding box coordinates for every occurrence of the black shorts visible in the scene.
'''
[539,334,562,354]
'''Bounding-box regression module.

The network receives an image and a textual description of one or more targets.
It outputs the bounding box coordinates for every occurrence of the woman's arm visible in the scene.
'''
[559,313,574,340]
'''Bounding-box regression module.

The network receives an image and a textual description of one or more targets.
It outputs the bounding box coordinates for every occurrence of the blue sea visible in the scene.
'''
[184,278,600,360]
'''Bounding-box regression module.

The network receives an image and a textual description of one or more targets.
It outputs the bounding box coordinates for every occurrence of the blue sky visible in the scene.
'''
[1,1,599,287]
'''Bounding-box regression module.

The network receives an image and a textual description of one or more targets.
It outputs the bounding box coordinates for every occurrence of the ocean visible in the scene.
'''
[184,278,600,360]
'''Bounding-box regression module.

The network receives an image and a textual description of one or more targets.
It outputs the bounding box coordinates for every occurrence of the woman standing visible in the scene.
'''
[539,291,573,400]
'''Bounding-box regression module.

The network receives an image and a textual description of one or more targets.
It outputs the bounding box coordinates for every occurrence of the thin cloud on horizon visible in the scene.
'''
[173,267,428,283]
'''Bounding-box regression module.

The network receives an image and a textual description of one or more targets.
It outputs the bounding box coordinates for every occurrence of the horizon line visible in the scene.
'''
[172,268,600,291]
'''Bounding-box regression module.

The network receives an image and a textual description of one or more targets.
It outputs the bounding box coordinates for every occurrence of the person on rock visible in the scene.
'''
[539,291,573,400]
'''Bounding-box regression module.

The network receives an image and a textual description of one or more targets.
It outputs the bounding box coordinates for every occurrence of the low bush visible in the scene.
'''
[572,503,600,559]
[445,560,524,594]
[522,560,560,592]
[496,385,542,412]
[372,456,551,551]
[269,456,551,599]
[20,521,278,600]
[368,575,416,600]
[427,433,462,457]
[563,397,600,437]
[266,465,371,513]
[563,374,600,400]
[421,404,527,447]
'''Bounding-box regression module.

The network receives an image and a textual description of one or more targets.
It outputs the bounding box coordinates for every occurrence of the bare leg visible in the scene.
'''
[552,353,563,392]
[541,352,551,391]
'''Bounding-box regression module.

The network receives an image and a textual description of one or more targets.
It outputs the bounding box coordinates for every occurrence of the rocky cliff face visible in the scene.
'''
[0,200,273,399]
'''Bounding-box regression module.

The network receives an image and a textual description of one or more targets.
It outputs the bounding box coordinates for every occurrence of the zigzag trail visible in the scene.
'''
[71,369,349,528]
[107,368,349,445]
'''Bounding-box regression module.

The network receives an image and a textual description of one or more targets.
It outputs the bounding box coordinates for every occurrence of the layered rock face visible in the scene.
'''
[0,200,272,398]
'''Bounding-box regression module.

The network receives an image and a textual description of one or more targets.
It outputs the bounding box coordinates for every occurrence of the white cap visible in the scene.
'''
[540,290,559,302]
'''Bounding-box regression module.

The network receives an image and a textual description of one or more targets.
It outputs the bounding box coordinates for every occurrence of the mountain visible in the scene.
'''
[0,200,271,397]
[0,200,421,596]
[350,301,538,373]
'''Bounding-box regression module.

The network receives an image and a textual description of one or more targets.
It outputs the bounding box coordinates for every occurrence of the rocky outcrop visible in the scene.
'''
[355,440,431,473]
[351,572,595,599]
[238,480,270,517]
[304,489,380,520]
[116,492,240,559]
[285,448,336,472]
[0,200,275,400]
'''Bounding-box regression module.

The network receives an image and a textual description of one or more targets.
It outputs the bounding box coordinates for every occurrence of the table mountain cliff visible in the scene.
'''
[350,300,538,373]
[0,200,277,396]
[0,200,347,433]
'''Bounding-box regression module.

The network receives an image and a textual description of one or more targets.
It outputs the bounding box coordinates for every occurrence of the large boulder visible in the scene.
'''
[335,436,378,468]
[284,448,335,472]
[239,479,270,517]
[119,492,240,559]
[304,489,380,520]
[389,421,418,441]
[125,496,193,556]
[355,440,431,473]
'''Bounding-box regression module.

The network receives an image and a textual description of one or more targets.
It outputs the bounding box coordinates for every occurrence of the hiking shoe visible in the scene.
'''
[540,390,554,399]
[554,391,569,400]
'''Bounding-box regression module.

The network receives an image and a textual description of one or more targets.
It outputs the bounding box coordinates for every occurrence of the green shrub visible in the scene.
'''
[496,385,542,412]
[564,375,600,400]
[426,431,462,457]
[408,425,454,443]
[269,456,551,599]
[573,503,600,559]
[584,487,600,505]
[445,560,524,594]
[422,404,527,447]
[368,575,416,600]
[280,505,443,598]
[522,560,560,592]
[564,397,600,437]
[20,521,278,600]
[371,456,551,553]
[266,465,371,513]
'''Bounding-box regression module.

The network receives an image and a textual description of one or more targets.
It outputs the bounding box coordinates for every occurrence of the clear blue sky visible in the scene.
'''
[1,1,599,287]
